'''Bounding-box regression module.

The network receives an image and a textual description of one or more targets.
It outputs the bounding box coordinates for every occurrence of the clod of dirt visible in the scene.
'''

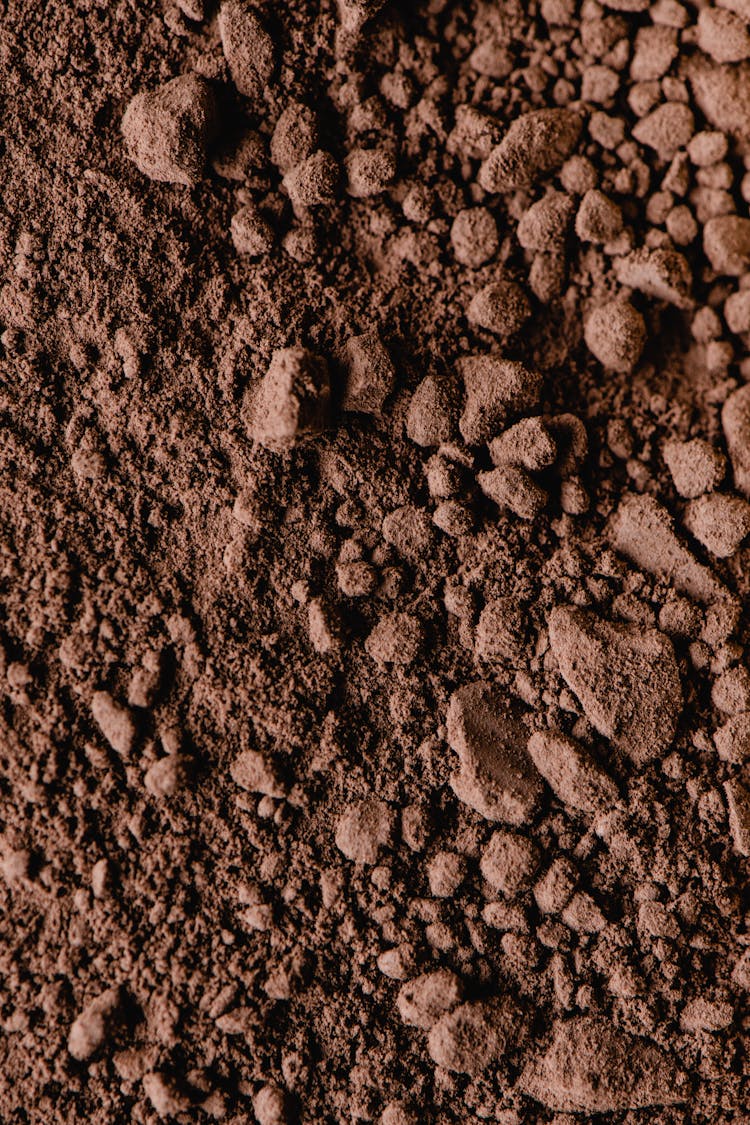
[478,109,583,192]
[218,1,276,100]
[248,347,330,449]
[121,74,218,186]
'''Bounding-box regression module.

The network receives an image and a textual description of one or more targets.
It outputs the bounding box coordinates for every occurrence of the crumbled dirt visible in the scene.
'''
[1,1,750,1122]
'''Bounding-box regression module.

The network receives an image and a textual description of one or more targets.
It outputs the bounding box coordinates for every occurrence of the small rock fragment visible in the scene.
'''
[663,439,725,498]
[724,778,750,855]
[584,300,646,373]
[723,384,750,496]
[526,730,619,818]
[519,1017,689,1111]
[427,999,518,1075]
[345,148,396,197]
[478,465,548,520]
[478,109,583,192]
[366,612,423,666]
[218,1,275,99]
[474,597,526,664]
[575,189,623,243]
[533,856,577,914]
[632,102,694,159]
[68,987,124,1061]
[697,8,750,64]
[609,492,727,603]
[91,691,137,757]
[270,102,318,173]
[489,417,556,472]
[712,666,750,715]
[308,598,340,654]
[458,355,542,444]
[547,605,682,765]
[704,216,750,276]
[427,851,467,898]
[230,204,274,256]
[382,505,435,562]
[684,493,750,558]
[406,376,457,446]
[517,192,574,251]
[142,1072,191,1119]
[230,749,286,798]
[467,281,532,338]
[451,208,499,267]
[335,799,396,864]
[283,150,339,212]
[680,997,734,1033]
[341,329,396,414]
[562,891,606,933]
[144,755,192,798]
[714,713,750,763]
[121,74,217,187]
[615,248,693,308]
[249,348,330,450]
[253,1084,291,1125]
[446,682,543,824]
[397,969,463,1029]
[684,56,750,143]
[480,831,539,895]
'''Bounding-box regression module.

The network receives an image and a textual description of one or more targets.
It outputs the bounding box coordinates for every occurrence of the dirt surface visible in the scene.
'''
[0,0,749,1122]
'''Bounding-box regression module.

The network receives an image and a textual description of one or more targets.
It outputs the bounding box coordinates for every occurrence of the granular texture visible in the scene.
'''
[0,1,750,1123]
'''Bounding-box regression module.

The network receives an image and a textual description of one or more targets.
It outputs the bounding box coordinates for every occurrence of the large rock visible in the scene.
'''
[547,606,682,765]
[446,683,543,823]
[519,1017,689,1112]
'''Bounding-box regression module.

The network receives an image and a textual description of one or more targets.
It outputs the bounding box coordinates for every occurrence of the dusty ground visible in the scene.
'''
[0,0,749,1122]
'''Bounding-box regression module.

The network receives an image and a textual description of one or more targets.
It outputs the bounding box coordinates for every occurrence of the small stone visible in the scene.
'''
[683,493,750,558]
[121,75,217,187]
[451,207,499,267]
[142,1072,192,1119]
[575,189,623,243]
[638,900,680,939]
[446,682,543,824]
[547,605,682,765]
[615,247,693,308]
[723,384,750,496]
[365,612,423,666]
[480,831,539,895]
[686,56,750,144]
[712,666,750,715]
[270,102,318,173]
[341,329,396,414]
[478,465,548,520]
[230,749,286,798]
[632,102,694,159]
[560,155,598,194]
[449,105,503,160]
[377,942,417,980]
[490,418,556,471]
[336,0,388,33]
[584,300,646,373]
[562,892,606,933]
[609,492,727,604]
[68,987,124,1061]
[335,799,396,864]
[252,1084,291,1125]
[433,501,473,537]
[91,691,137,757]
[467,281,531,338]
[345,148,396,197]
[230,205,274,256]
[427,851,467,898]
[218,0,275,99]
[519,1017,689,1112]
[697,7,750,64]
[1,849,30,884]
[478,109,583,192]
[663,438,725,498]
[249,348,330,450]
[474,597,526,664]
[687,130,729,167]
[144,755,191,798]
[283,150,339,212]
[680,997,735,1033]
[396,969,463,1030]
[382,505,435,562]
[427,999,518,1075]
[91,858,113,899]
[630,25,678,80]
[724,290,750,334]
[458,355,541,444]
[724,778,750,855]
[713,713,750,763]
[517,192,574,251]
[308,598,340,654]
[704,216,750,276]
[406,376,457,446]
[526,730,619,818]
[533,856,577,914]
